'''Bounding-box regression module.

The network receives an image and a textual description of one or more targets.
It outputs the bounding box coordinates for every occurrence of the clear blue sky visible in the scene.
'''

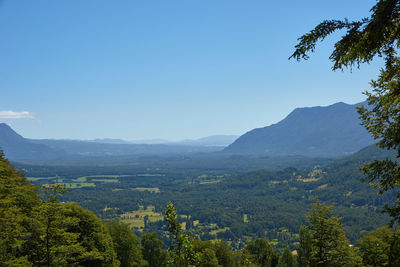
[0,0,381,141]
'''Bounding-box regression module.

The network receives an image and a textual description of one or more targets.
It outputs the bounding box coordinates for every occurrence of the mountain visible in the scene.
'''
[224,102,375,157]
[0,123,223,163]
[0,123,64,160]
[173,135,239,147]
[90,138,134,145]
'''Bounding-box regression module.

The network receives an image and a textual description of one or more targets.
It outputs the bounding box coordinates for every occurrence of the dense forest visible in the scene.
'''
[2,151,400,266]
[14,145,396,250]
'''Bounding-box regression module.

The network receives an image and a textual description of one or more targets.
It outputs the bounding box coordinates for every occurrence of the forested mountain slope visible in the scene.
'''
[224,102,374,157]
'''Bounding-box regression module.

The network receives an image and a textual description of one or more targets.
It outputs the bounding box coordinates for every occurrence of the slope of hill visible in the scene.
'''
[0,123,64,160]
[224,102,374,157]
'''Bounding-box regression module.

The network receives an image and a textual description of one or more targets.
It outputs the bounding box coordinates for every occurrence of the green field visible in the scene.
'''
[27,176,58,181]
[120,205,163,228]
[92,179,119,183]
[131,187,160,193]
[210,227,230,235]
[72,176,87,182]
[43,182,96,189]
[199,180,221,185]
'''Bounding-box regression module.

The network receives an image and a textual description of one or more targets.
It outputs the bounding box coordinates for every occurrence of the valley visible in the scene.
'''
[19,143,396,250]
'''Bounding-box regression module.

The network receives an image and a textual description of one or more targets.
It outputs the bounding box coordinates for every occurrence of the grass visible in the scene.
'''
[73,176,87,182]
[120,205,163,228]
[131,187,160,193]
[84,175,130,178]
[134,174,165,177]
[43,182,95,189]
[122,218,144,228]
[317,184,328,189]
[210,227,230,235]
[199,180,221,185]
[92,179,119,183]
[269,180,288,185]
[27,176,58,181]
[297,177,320,182]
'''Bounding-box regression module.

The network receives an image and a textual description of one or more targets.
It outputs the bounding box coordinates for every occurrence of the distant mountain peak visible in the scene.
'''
[224,101,374,157]
[0,123,24,141]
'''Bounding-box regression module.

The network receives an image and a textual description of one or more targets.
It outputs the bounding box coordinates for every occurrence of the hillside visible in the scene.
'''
[224,102,374,157]
[0,123,64,161]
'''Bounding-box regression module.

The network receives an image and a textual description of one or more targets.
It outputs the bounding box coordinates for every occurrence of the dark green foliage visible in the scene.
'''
[165,202,199,267]
[213,241,235,267]
[358,226,400,267]
[141,232,168,267]
[107,220,145,267]
[296,227,312,267]
[197,247,220,267]
[277,247,295,267]
[243,239,279,267]
[0,151,40,266]
[0,152,119,266]
[64,203,119,266]
[302,200,362,267]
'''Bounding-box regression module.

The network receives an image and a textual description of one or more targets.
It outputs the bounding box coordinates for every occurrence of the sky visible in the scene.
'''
[0,0,382,141]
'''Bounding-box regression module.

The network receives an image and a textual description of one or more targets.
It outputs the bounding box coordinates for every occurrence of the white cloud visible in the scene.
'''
[0,110,34,119]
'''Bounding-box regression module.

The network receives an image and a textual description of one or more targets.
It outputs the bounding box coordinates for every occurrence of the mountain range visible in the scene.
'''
[224,102,375,156]
[0,101,376,163]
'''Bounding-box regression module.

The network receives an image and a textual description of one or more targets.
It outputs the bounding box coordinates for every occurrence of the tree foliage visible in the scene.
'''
[141,232,168,267]
[165,202,199,267]
[277,247,295,267]
[107,220,145,267]
[291,0,400,223]
[243,238,279,267]
[0,152,119,266]
[358,226,400,267]
[301,200,362,267]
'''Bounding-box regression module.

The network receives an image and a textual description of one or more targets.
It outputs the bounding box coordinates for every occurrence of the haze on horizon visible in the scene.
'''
[0,0,381,141]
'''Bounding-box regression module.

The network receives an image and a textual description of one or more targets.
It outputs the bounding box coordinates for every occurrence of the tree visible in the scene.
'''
[165,202,199,267]
[358,226,400,267]
[64,203,119,267]
[213,241,235,267]
[107,219,146,267]
[0,151,40,266]
[141,232,168,267]
[197,248,220,267]
[243,238,279,267]
[302,199,362,267]
[296,227,312,267]
[277,247,295,267]
[358,233,390,266]
[290,0,400,223]
[0,152,120,266]
[31,185,120,266]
